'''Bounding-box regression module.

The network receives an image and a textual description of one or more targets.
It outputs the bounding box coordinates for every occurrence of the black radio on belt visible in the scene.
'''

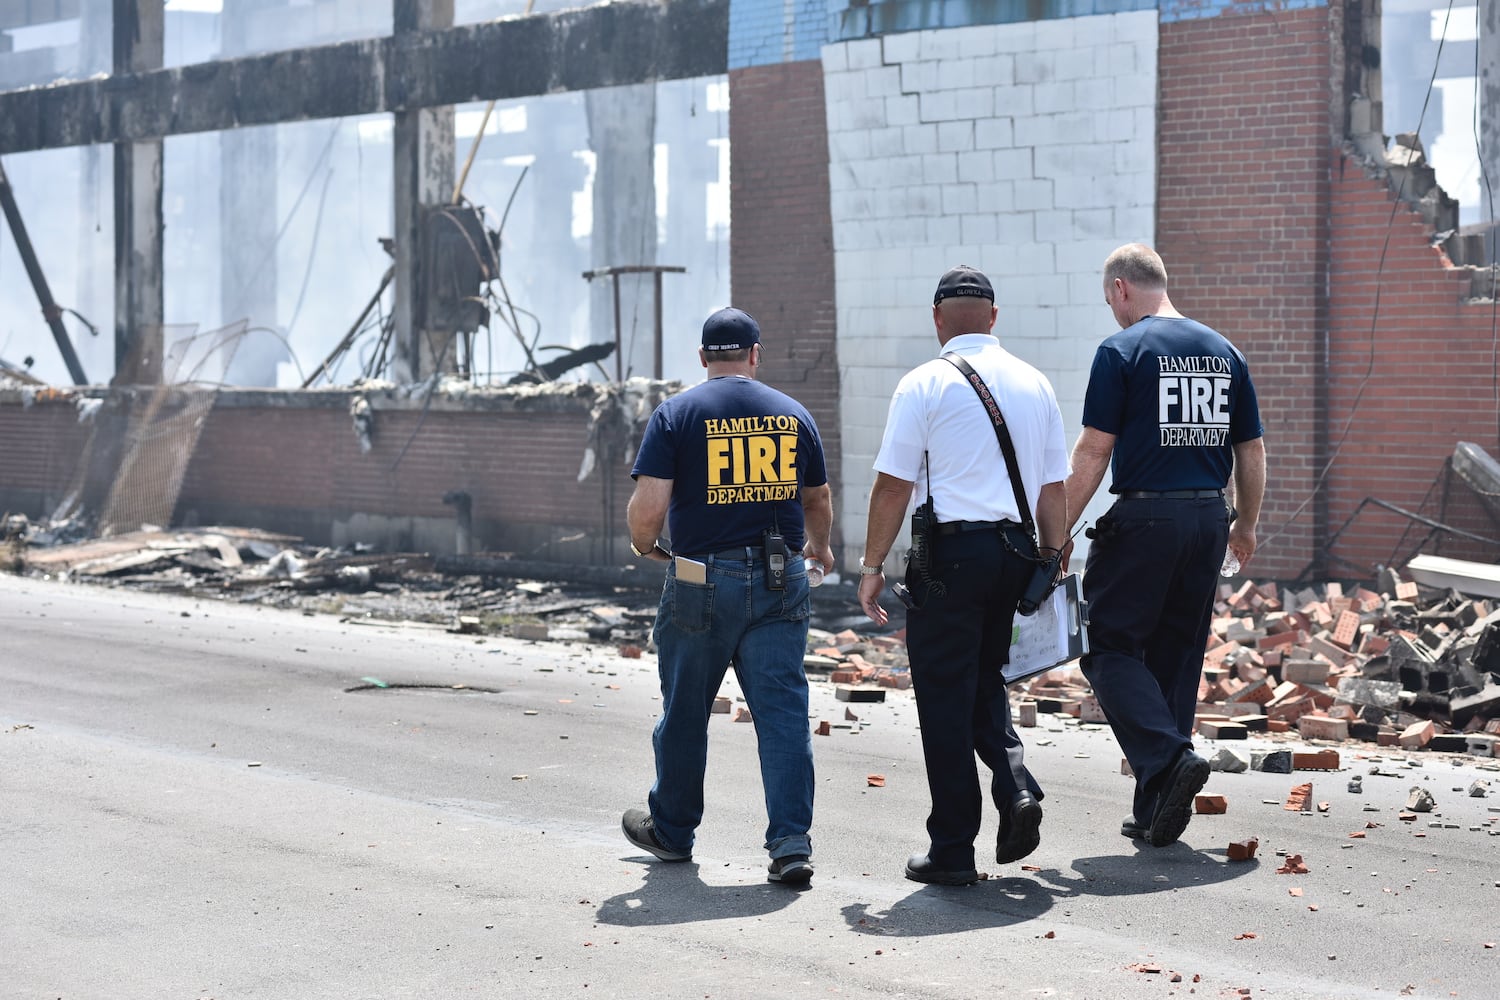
[762,527,789,591]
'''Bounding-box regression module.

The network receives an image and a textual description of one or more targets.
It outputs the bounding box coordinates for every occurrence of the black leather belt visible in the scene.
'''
[935,519,1022,535]
[1120,489,1224,500]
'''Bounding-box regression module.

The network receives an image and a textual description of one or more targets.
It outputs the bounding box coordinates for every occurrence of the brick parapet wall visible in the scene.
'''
[1326,152,1500,575]
[0,385,640,562]
[1157,3,1332,580]
[728,59,843,544]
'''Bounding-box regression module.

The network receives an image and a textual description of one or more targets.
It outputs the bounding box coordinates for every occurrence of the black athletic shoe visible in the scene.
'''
[1147,751,1210,847]
[768,854,814,884]
[1120,815,1147,839]
[621,808,691,862]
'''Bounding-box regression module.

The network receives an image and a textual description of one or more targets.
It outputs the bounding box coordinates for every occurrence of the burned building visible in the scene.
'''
[2,0,1500,580]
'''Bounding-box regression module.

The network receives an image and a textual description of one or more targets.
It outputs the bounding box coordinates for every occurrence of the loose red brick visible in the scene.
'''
[1331,610,1361,649]
[1258,629,1302,650]
[1293,749,1341,770]
[814,720,831,736]
[1398,719,1435,749]
[1195,794,1228,814]
[1284,781,1314,811]
[1227,837,1259,861]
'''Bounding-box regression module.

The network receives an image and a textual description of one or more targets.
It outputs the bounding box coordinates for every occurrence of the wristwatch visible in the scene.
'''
[631,540,663,558]
[858,562,883,576]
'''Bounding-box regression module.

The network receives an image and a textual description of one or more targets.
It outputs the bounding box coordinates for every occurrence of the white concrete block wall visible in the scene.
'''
[822,11,1158,566]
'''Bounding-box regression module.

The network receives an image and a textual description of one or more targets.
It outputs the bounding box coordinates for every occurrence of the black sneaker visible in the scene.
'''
[1120,815,1147,839]
[621,808,691,862]
[768,854,814,884]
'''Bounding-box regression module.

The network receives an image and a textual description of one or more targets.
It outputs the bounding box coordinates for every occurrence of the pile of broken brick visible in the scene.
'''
[804,570,1500,760]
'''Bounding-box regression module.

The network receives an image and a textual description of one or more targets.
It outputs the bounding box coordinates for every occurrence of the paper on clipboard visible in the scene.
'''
[1004,573,1088,685]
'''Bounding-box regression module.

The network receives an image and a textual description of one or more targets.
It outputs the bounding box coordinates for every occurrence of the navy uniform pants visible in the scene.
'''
[1080,496,1231,824]
[904,524,1042,870]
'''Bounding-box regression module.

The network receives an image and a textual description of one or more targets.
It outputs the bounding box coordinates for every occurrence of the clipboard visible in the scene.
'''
[1004,573,1088,686]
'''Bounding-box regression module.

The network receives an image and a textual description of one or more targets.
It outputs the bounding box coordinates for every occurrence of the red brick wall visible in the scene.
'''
[1158,4,1334,580]
[0,393,93,513]
[1326,155,1500,575]
[728,60,842,541]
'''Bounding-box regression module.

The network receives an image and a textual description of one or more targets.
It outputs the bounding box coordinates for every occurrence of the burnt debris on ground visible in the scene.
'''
[4,517,1497,753]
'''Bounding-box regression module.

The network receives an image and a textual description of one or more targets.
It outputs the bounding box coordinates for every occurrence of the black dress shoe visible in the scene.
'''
[1120,815,1146,839]
[904,853,980,886]
[995,791,1043,864]
[1148,750,1210,847]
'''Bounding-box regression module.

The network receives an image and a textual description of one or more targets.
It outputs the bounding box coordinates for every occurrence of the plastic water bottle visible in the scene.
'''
[806,563,825,588]
[1220,548,1240,578]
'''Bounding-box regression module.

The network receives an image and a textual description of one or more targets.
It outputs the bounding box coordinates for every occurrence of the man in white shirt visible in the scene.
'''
[858,265,1070,885]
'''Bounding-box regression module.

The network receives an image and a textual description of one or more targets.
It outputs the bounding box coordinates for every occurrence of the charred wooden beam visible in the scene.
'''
[0,0,729,154]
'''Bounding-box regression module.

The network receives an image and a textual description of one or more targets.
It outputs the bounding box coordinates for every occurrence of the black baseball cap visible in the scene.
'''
[933,265,994,305]
[701,307,761,351]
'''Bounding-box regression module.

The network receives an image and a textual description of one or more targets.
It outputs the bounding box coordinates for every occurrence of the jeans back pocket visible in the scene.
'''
[668,578,715,633]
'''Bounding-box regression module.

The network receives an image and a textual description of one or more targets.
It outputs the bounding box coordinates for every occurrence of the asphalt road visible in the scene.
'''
[2,572,1497,1000]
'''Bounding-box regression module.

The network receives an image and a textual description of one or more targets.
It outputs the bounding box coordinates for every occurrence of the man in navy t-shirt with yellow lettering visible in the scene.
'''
[1065,244,1266,849]
[621,307,834,885]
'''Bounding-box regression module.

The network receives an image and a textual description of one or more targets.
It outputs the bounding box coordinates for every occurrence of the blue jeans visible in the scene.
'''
[647,550,814,860]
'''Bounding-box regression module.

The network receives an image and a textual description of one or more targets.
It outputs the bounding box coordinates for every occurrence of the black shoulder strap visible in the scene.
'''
[942,353,1036,542]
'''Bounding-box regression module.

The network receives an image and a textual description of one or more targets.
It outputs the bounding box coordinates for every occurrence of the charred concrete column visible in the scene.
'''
[77,0,112,373]
[219,0,279,382]
[1483,0,1500,258]
[112,0,164,385]
[392,0,456,384]
[585,84,658,380]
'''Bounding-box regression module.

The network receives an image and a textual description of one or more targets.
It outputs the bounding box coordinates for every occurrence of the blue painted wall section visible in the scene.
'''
[728,0,1330,69]
[1158,0,1323,23]
[828,0,1155,41]
[729,0,830,69]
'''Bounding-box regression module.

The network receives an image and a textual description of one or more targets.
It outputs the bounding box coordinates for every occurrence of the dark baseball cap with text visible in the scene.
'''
[701,307,761,351]
[933,265,994,305]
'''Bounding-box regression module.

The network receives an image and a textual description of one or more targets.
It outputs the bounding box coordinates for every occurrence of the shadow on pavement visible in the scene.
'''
[1038,844,1261,898]
[596,860,804,927]
[842,873,1055,937]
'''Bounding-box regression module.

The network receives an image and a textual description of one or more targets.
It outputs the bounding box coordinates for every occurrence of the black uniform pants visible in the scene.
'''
[904,525,1042,869]
[1080,496,1231,824]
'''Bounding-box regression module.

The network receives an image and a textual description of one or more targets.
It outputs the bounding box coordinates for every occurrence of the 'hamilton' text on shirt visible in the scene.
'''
[704,415,801,504]
[1157,356,1230,447]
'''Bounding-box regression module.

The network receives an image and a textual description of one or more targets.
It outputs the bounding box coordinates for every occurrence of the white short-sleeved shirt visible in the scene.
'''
[873,333,1070,523]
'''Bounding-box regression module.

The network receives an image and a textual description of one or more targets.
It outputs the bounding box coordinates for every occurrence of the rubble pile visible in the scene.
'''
[804,572,1500,758]
[1172,572,1496,755]
[804,627,912,694]
[6,522,663,640]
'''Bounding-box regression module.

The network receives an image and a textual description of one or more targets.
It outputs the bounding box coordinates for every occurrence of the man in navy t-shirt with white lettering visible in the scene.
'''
[1065,244,1266,849]
[620,306,834,885]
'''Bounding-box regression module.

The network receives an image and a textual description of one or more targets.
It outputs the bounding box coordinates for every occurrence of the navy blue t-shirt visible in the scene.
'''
[1081,316,1263,492]
[631,376,828,554]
